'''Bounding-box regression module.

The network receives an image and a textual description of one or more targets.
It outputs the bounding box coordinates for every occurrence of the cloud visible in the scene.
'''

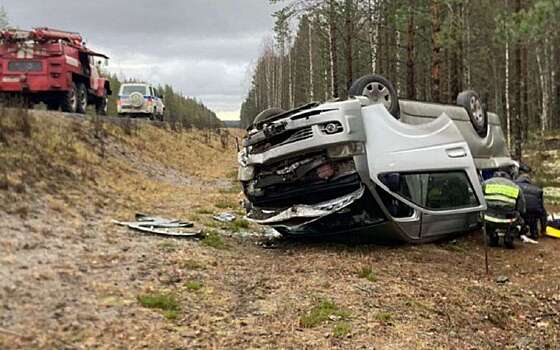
[3,0,279,119]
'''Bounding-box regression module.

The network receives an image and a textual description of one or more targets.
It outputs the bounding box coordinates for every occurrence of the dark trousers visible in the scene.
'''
[523,213,540,238]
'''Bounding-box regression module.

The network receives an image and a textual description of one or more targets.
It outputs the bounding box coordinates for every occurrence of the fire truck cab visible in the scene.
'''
[0,27,111,115]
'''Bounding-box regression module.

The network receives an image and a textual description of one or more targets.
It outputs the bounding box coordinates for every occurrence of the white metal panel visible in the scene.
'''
[362,104,486,216]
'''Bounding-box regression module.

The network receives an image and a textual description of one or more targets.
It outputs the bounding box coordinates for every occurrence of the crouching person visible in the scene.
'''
[483,171,526,249]
[515,174,546,239]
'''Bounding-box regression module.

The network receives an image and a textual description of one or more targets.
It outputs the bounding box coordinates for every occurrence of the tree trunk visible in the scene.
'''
[512,0,523,160]
[505,38,511,147]
[449,4,461,102]
[522,46,529,142]
[554,35,560,128]
[308,18,314,100]
[537,47,549,133]
[406,0,416,99]
[430,0,442,102]
[288,50,294,109]
[344,0,354,96]
[328,0,339,99]
[367,0,380,73]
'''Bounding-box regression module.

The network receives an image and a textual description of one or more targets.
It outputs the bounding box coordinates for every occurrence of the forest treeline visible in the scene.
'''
[105,74,222,129]
[240,0,560,159]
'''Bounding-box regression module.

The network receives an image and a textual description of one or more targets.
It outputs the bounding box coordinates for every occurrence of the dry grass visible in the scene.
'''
[0,109,238,218]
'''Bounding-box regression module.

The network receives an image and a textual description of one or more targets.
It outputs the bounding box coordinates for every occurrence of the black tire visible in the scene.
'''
[95,93,108,116]
[253,107,286,127]
[457,90,488,137]
[348,74,400,119]
[76,83,88,114]
[60,82,78,113]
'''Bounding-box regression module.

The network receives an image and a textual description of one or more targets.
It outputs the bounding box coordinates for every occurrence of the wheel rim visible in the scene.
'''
[69,89,77,111]
[361,82,392,110]
[79,90,87,111]
[470,96,484,127]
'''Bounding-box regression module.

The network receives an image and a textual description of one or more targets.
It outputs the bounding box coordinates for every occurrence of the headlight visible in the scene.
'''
[238,165,255,181]
[327,142,365,159]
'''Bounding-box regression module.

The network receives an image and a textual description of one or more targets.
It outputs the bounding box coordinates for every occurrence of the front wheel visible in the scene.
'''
[76,83,88,114]
[348,74,400,119]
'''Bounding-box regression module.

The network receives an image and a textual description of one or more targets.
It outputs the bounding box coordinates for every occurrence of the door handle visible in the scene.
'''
[446,147,467,158]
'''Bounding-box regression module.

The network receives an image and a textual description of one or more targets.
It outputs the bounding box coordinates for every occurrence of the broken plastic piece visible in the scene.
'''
[520,235,538,244]
[213,213,236,223]
[113,213,201,237]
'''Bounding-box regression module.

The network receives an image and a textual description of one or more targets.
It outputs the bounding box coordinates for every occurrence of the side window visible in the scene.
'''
[379,171,479,211]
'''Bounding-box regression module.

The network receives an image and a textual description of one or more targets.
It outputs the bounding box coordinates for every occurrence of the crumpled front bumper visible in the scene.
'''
[246,185,365,229]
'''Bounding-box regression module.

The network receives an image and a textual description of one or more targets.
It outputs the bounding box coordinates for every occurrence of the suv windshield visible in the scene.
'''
[121,85,147,96]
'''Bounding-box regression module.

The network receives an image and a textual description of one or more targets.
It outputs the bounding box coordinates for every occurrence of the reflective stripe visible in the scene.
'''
[484,215,513,223]
[485,184,519,199]
[485,194,517,204]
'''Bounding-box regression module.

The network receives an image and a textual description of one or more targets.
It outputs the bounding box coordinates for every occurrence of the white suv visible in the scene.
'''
[117,83,165,120]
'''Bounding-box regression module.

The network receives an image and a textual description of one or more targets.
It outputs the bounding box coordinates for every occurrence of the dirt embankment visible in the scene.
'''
[0,110,559,349]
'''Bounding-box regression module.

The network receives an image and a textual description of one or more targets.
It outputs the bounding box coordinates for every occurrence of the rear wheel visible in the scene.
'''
[76,83,88,114]
[457,90,488,137]
[348,74,400,118]
[61,82,78,113]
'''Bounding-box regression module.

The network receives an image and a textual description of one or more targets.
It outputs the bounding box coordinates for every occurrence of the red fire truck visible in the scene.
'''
[0,28,111,115]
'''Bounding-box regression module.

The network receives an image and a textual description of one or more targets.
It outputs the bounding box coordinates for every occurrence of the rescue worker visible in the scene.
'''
[483,171,526,248]
[515,173,546,239]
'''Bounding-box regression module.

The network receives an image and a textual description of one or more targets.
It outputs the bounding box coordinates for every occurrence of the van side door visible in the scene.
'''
[361,104,486,240]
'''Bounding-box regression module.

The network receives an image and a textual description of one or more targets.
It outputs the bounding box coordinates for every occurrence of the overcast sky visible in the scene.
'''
[2,0,280,120]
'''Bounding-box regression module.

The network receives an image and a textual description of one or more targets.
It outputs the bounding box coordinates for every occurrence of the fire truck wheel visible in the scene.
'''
[61,82,78,113]
[96,95,108,116]
[76,83,88,114]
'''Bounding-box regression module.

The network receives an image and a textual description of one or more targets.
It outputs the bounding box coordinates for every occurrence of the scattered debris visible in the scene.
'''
[496,276,510,284]
[257,240,278,249]
[113,213,202,237]
[520,235,539,244]
[213,212,236,223]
